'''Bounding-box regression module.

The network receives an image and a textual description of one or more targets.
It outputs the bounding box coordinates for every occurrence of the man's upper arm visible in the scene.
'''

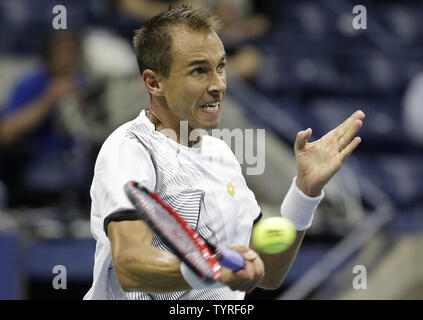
[107,219,154,259]
[106,218,155,291]
[92,133,156,237]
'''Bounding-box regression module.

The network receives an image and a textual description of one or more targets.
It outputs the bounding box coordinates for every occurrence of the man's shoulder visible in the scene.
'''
[104,119,136,142]
[98,117,145,154]
[105,111,151,142]
[93,116,155,177]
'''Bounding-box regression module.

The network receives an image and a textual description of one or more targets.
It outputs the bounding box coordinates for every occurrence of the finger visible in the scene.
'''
[338,119,363,149]
[242,254,265,293]
[227,244,250,253]
[246,258,265,293]
[234,261,255,291]
[242,249,258,261]
[340,136,362,162]
[227,245,259,261]
[294,128,312,152]
[333,110,365,139]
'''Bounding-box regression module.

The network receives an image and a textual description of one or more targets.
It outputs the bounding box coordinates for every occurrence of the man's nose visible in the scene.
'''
[208,71,227,95]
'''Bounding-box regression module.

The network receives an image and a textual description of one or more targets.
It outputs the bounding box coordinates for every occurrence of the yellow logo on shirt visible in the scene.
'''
[227,182,235,197]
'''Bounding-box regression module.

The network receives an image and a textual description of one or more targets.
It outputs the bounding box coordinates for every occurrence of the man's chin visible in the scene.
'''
[204,121,220,129]
[199,120,221,132]
[192,116,221,130]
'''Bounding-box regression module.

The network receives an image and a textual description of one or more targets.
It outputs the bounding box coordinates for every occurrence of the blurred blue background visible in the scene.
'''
[0,0,422,300]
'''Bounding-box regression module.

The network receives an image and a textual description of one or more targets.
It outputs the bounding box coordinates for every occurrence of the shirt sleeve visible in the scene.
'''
[253,212,263,224]
[90,132,156,236]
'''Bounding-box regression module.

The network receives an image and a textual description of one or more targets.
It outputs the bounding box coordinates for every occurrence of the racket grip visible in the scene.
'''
[219,248,246,271]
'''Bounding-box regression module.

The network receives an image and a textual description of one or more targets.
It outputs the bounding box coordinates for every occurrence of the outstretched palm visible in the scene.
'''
[294,110,365,197]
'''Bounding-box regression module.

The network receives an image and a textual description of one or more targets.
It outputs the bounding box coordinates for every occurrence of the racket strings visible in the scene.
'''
[137,192,195,248]
[131,187,217,279]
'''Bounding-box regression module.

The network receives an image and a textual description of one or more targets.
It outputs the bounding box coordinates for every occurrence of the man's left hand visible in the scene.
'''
[294,110,365,197]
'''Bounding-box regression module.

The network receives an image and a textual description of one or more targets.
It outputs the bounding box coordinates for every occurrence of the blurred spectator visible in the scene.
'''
[207,0,270,46]
[0,31,93,210]
[113,0,202,22]
[402,72,423,145]
[113,0,270,80]
[206,0,270,80]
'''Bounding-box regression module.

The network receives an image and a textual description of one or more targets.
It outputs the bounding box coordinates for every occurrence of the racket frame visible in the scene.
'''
[125,181,222,281]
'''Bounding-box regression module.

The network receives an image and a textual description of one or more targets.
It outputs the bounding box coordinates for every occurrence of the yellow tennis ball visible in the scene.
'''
[252,217,297,254]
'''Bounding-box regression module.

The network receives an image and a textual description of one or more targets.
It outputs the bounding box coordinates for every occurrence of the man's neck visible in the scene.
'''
[147,101,203,148]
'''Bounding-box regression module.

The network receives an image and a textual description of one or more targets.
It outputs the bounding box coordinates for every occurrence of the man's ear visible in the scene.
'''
[142,69,164,96]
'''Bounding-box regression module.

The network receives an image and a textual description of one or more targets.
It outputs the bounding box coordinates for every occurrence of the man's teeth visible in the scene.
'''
[201,102,219,111]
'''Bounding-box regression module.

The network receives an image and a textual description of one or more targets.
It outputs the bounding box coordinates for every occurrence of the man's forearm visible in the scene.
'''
[113,244,192,293]
[255,230,306,290]
[109,219,193,293]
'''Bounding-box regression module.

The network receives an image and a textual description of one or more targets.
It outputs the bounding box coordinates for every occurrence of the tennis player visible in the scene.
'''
[84,5,365,300]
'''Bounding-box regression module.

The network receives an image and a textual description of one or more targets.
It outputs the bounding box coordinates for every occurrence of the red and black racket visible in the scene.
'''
[124,181,245,282]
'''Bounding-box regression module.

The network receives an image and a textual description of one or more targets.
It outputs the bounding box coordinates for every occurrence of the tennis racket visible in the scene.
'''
[124,181,246,283]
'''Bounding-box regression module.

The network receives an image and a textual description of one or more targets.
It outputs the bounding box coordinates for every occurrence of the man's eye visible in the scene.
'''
[191,68,204,76]
[217,63,226,70]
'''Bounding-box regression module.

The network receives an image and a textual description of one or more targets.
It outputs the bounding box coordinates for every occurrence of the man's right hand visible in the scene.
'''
[220,245,265,293]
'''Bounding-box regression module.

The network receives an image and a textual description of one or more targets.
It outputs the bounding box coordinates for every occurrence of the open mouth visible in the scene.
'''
[199,101,221,114]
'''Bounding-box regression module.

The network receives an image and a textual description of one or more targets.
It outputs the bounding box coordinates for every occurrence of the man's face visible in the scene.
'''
[160,25,227,129]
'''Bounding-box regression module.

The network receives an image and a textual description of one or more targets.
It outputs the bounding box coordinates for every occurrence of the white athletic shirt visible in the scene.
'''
[84,109,262,300]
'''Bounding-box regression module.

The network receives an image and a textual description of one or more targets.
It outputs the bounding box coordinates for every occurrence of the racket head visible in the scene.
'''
[124,181,222,281]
